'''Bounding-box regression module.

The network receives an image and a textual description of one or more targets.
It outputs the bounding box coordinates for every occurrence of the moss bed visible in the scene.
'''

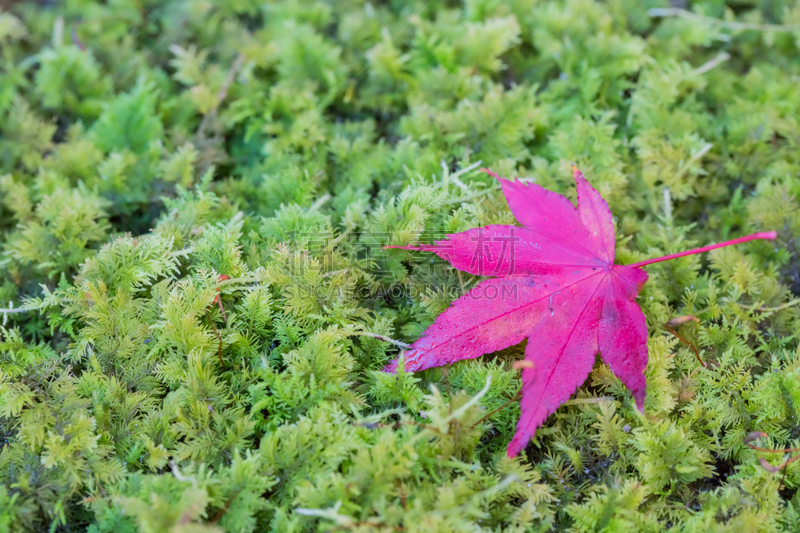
[2,1,800,531]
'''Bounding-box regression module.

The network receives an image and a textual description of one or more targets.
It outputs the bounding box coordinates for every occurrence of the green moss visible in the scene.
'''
[1,0,800,531]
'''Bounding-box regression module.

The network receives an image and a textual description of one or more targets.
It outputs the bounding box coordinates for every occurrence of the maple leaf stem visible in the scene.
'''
[627,231,777,268]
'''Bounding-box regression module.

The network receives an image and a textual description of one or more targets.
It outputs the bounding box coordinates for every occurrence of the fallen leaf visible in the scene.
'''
[744,431,769,445]
[665,315,700,328]
[386,164,777,457]
[759,457,782,473]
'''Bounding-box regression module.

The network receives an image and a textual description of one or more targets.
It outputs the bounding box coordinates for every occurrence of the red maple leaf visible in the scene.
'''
[386,164,776,457]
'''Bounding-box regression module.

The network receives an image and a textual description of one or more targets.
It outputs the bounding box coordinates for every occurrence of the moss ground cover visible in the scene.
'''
[2,0,800,531]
